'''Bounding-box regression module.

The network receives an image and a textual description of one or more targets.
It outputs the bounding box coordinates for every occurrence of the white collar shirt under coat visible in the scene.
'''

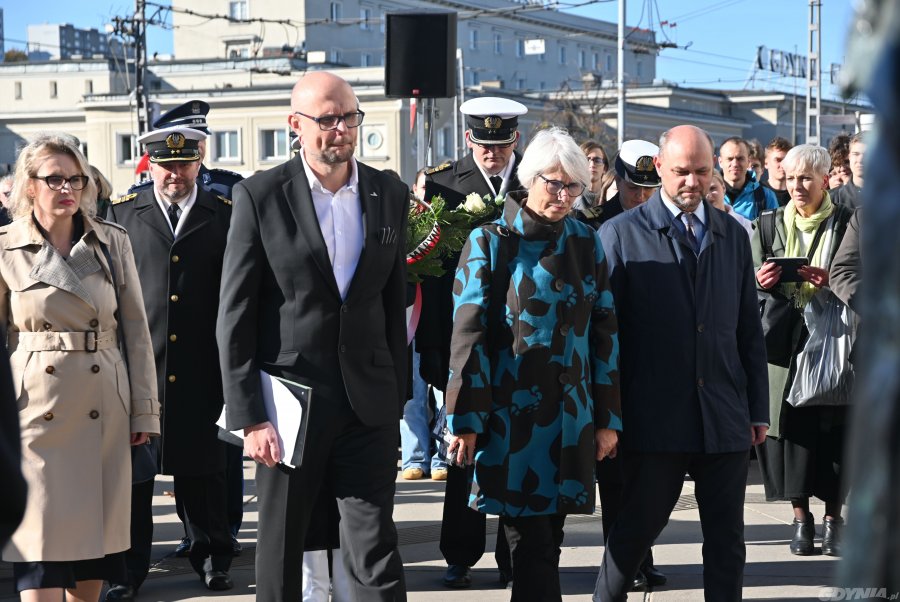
[153,182,198,238]
[300,150,364,300]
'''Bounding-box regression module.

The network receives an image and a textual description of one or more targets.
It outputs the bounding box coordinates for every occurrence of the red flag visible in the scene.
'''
[134,152,150,175]
[410,98,416,134]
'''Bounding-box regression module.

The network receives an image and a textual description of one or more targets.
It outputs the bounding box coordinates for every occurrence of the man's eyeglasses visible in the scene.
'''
[538,174,585,197]
[294,110,365,131]
[587,157,608,166]
[32,175,90,191]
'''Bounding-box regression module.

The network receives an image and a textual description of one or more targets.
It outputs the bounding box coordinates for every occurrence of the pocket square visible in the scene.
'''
[378,226,397,245]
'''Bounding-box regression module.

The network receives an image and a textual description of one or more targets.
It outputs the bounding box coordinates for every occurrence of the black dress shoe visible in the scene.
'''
[442,564,472,588]
[174,536,192,557]
[204,570,234,591]
[105,585,135,601]
[822,516,843,557]
[630,569,648,592]
[231,535,243,556]
[789,513,815,556]
[641,563,667,587]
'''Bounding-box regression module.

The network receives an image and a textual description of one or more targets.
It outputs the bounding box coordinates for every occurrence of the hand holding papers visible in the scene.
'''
[217,371,312,469]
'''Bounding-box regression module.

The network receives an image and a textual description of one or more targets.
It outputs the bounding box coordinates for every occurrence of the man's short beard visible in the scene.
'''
[317,147,354,165]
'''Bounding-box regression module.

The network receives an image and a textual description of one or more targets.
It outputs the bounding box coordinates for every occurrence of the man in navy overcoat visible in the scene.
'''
[593,125,769,601]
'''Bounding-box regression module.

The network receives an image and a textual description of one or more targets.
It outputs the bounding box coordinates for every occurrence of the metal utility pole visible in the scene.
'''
[617,0,626,148]
[134,0,150,137]
[805,0,822,144]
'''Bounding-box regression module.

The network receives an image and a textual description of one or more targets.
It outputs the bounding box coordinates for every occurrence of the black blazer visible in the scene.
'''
[217,155,409,430]
[108,187,232,476]
[0,326,26,547]
[416,152,522,389]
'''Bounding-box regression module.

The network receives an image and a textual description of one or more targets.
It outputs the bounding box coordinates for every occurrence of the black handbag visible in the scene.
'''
[756,211,827,368]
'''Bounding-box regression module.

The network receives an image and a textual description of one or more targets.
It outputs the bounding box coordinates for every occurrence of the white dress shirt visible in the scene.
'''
[475,153,517,197]
[153,183,198,238]
[300,150,364,300]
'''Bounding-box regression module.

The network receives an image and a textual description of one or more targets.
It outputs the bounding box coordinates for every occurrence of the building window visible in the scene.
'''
[226,41,250,58]
[330,48,342,63]
[469,28,478,50]
[229,1,248,20]
[14,82,22,100]
[261,128,290,161]
[437,126,452,158]
[539,81,546,90]
[380,8,386,33]
[361,53,371,67]
[117,133,138,164]
[330,2,342,21]
[214,130,241,162]
[380,53,385,66]
[516,39,524,58]
[493,34,502,55]
[558,45,566,65]
[49,81,58,98]
[360,7,371,30]
[578,50,586,69]
[85,79,93,95]
[593,52,599,70]
[605,53,612,72]
[636,59,643,78]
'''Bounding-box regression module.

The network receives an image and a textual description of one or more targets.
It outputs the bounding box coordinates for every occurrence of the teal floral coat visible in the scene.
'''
[446,195,621,517]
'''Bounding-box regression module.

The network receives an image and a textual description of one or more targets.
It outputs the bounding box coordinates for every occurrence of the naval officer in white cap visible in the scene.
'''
[417,97,527,589]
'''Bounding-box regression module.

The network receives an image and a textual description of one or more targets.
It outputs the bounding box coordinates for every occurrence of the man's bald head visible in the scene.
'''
[288,71,360,169]
[654,125,714,213]
[290,71,358,113]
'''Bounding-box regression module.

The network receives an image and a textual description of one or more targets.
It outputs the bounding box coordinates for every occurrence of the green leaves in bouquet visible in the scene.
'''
[406,193,505,283]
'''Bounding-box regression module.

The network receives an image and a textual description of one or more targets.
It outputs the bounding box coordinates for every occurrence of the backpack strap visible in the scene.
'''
[753,184,768,218]
[758,209,777,260]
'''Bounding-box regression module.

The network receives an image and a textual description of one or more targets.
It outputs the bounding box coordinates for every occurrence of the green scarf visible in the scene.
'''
[783,191,834,307]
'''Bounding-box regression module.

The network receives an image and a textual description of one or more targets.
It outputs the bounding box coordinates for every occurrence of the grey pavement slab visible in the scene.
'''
[1,458,841,601]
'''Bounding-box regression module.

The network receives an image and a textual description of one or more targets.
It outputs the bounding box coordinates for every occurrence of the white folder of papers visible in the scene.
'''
[216,370,310,469]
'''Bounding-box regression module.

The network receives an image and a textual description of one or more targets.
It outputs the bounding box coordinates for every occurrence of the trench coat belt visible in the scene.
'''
[8,330,118,352]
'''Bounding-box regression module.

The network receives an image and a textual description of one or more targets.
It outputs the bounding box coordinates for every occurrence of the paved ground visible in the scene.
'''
[1,457,840,601]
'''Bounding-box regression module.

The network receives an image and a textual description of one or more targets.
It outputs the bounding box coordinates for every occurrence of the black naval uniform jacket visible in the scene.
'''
[416,151,523,390]
[108,186,232,476]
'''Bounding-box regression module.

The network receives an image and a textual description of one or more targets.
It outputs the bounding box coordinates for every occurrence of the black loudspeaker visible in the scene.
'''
[385,11,457,98]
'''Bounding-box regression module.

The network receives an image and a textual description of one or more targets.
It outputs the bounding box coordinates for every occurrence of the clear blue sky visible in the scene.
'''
[1,0,859,100]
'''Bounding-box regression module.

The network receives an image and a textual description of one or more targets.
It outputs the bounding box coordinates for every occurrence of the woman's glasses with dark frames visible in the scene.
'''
[538,174,586,197]
[32,175,91,191]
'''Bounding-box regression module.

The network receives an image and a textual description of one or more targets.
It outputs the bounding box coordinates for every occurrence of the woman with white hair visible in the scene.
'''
[445,127,621,600]
[752,143,855,558]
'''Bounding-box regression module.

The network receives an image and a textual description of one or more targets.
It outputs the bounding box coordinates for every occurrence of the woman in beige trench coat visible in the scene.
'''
[0,133,159,602]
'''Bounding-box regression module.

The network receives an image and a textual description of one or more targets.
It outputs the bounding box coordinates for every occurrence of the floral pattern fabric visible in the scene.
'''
[446,195,621,517]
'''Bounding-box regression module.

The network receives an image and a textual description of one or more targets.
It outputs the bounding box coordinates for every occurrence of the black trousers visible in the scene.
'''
[596,452,655,570]
[114,471,232,589]
[439,464,511,572]
[254,394,405,602]
[119,478,155,590]
[176,445,245,537]
[593,451,749,602]
[503,514,566,602]
[175,472,234,576]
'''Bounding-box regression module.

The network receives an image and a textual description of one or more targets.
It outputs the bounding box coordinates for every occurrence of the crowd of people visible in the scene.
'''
[0,69,864,602]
